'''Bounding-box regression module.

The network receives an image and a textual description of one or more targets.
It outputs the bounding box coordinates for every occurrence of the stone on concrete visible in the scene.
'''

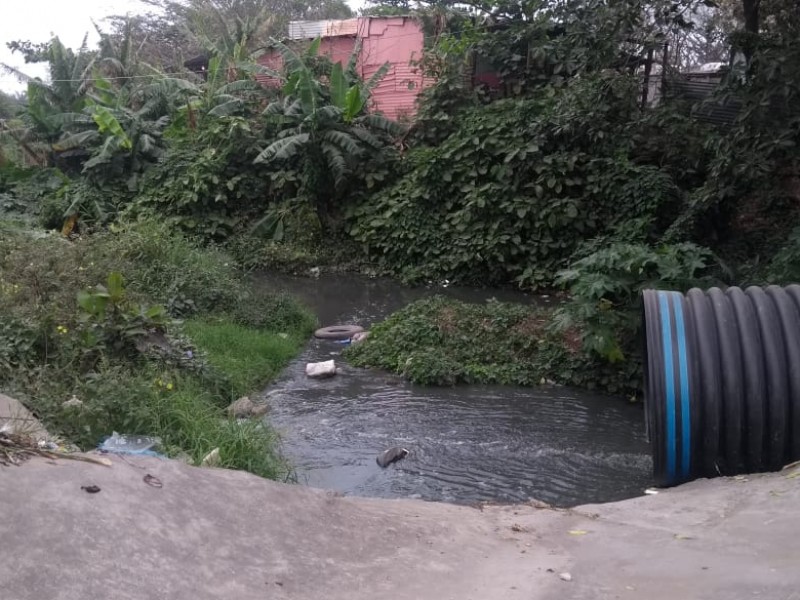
[0,392,49,440]
[200,447,220,467]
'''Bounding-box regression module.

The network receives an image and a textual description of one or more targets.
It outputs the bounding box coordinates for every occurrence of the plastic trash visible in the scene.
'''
[99,432,163,457]
[306,360,337,378]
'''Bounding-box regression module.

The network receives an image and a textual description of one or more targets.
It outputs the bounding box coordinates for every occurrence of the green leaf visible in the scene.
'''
[107,272,124,300]
[145,305,167,320]
[91,106,132,150]
[77,290,108,318]
[330,62,347,110]
[344,86,365,121]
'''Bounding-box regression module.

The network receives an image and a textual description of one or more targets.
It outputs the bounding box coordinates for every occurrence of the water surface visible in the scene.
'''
[258,273,652,506]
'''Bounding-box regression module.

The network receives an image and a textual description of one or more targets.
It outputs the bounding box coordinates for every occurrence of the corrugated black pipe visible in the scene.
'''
[642,286,800,486]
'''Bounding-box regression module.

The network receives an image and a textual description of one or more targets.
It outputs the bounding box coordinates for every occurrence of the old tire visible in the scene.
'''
[314,325,364,340]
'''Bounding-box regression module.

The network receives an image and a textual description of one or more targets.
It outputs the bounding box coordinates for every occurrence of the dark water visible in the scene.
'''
[257,273,653,507]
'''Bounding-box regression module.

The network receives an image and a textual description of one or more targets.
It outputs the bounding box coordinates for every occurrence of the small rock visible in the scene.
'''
[201,447,220,467]
[63,395,83,409]
[306,360,337,378]
[559,572,572,582]
[227,396,269,418]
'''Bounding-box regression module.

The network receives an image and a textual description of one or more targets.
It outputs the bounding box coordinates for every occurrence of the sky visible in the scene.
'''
[0,0,365,93]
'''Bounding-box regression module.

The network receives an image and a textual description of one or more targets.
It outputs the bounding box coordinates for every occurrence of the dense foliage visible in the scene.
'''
[0,222,315,474]
[2,0,800,396]
[346,296,551,386]
[350,74,687,287]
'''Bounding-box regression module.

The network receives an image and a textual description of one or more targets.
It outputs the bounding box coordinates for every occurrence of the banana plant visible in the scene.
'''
[253,38,402,226]
[54,75,170,187]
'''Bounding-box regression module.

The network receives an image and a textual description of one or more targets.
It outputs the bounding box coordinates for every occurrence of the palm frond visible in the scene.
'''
[53,130,99,151]
[263,100,285,116]
[208,99,243,117]
[320,142,349,187]
[330,62,347,109]
[285,97,306,118]
[238,61,283,81]
[269,39,319,114]
[217,79,261,95]
[365,62,392,93]
[315,105,343,123]
[49,112,95,128]
[320,129,362,157]
[346,40,362,83]
[254,133,310,163]
[357,114,405,136]
[83,135,123,170]
[138,133,159,156]
[349,126,384,149]
[1,63,34,83]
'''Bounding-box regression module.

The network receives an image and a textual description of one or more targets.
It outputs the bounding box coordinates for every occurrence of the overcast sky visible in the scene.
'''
[0,0,364,93]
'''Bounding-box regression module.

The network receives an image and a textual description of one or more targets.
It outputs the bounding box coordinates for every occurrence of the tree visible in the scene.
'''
[254,38,402,227]
[0,90,23,120]
[130,0,355,62]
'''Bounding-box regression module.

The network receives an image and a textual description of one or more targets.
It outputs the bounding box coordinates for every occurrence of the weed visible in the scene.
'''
[346,296,548,386]
[0,222,311,480]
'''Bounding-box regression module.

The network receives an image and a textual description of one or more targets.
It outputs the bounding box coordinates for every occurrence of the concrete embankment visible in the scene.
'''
[1,445,798,600]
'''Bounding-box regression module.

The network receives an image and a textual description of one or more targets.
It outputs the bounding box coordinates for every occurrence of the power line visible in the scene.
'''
[0,71,202,83]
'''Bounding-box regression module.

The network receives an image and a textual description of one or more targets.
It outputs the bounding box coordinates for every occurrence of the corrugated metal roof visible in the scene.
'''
[288,19,359,40]
[664,75,741,126]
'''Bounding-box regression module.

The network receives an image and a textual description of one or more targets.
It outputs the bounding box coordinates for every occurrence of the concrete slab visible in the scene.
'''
[0,454,798,600]
[0,392,48,440]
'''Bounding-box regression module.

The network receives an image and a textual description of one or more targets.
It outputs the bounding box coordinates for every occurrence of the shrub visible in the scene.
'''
[348,74,684,289]
[765,226,800,284]
[36,368,289,479]
[86,220,243,316]
[0,222,311,479]
[550,242,716,392]
[132,120,268,241]
[346,296,548,386]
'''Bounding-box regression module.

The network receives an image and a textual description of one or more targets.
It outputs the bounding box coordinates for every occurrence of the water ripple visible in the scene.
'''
[259,273,654,507]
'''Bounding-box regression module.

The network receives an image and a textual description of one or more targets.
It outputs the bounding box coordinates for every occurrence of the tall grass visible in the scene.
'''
[0,219,314,480]
[183,319,307,399]
[41,369,289,479]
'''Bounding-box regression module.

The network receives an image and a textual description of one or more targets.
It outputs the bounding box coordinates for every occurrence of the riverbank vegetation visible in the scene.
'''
[1,0,799,401]
[0,221,315,476]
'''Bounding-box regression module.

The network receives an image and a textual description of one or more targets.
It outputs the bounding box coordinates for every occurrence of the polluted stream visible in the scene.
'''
[257,273,653,507]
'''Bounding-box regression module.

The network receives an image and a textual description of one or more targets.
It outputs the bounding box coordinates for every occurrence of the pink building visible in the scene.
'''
[257,17,429,121]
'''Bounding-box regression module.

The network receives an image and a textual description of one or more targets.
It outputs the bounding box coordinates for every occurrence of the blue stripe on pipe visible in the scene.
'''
[671,292,691,478]
[658,291,677,481]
